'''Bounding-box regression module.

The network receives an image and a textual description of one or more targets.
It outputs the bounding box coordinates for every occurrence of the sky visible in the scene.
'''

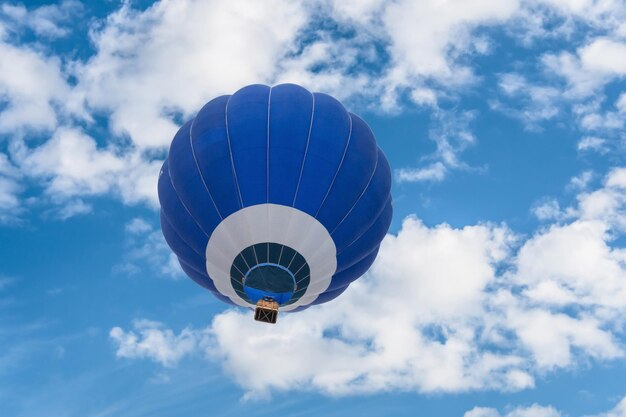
[1,0,626,415]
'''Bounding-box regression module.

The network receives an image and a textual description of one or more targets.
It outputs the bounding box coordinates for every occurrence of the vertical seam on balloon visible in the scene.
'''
[292,91,315,207]
[179,258,212,282]
[225,94,244,208]
[188,116,224,221]
[166,160,212,239]
[266,86,272,203]
[314,113,353,218]
[161,209,206,258]
[334,246,379,279]
[266,87,272,267]
[180,256,218,286]
[336,196,390,256]
[330,155,379,236]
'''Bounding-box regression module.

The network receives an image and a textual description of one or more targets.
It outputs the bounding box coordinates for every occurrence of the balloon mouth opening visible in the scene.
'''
[243,263,295,304]
[230,242,311,307]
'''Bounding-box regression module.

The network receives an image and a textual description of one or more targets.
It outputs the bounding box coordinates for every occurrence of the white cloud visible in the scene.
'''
[501,300,621,368]
[0,40,70,133]
[73,0,308,149]
[569,170,594,190]
[494,73,561,128]
[579,109,625,132]
[532,198,564,221]
[1,0,624,207]
[381,0,519,91]
[502,0,626,139]
[110,320,206,367]
[499,73,527,95]
[576,167,626,230]
[64,0,524,180]
[396,110,478,183]
[498,35,626,142]
[110,167,626,397]
[518,217,626,317]
[54,199,92,220]
[396,162,447,183]
[578,136,608,153]
[114,217,531,398]
[465,407,502,417]
[12,127,160,207]
[544,38,626,99]
[579,38,626,76]
[465,394,626,417]
[410,87,438,107]
[1,0,82,38]
[125,218,152,235]
[465,404,561,417]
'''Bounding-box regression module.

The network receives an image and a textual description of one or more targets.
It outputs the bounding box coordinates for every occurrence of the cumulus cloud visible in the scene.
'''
[65,0,526,184]
[377,0,519,106]
[488,0,626,141]
[493,73,562,129]
[0,39,70,133]
[534,36,626,142]
[578,39,626,78]
[114,217,530,398]
[464,404,561,417]
[1,1,82,38]
[532,198,565,221]
[578,136,608,153]
[110,167,626,397]
[53,199,92,220]
[0,0,625,207]
[12,127,160,207]
[397,162,447,183]
[110,320,207,367]
[73,0,309,149]
[465,394,626,417]
[568,170,594,191]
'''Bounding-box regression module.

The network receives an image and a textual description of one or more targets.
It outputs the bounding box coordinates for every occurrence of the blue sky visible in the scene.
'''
[2,0,626,416]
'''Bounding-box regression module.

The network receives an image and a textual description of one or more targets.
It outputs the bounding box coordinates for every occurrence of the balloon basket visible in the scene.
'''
[254,297,279,324]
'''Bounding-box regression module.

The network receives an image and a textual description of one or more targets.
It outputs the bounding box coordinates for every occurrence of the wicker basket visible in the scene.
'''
[254,298,279,324]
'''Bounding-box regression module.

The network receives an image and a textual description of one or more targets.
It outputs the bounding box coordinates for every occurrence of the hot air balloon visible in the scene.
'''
[158,84,392,323]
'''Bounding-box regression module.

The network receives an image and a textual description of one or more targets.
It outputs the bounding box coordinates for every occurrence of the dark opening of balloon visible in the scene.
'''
[243,263,295,304]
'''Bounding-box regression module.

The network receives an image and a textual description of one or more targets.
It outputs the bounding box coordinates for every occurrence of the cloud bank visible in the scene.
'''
[111,168,626,398]
[1,0,626,221]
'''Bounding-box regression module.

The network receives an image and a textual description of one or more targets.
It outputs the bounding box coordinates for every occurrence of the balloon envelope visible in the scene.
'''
[158,84,392,312]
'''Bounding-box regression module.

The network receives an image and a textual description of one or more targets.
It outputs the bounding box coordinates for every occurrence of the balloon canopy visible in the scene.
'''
[158,84,392,315]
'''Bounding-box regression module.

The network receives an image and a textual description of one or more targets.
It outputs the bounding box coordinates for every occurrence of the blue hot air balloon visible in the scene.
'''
[158,84,392,322]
